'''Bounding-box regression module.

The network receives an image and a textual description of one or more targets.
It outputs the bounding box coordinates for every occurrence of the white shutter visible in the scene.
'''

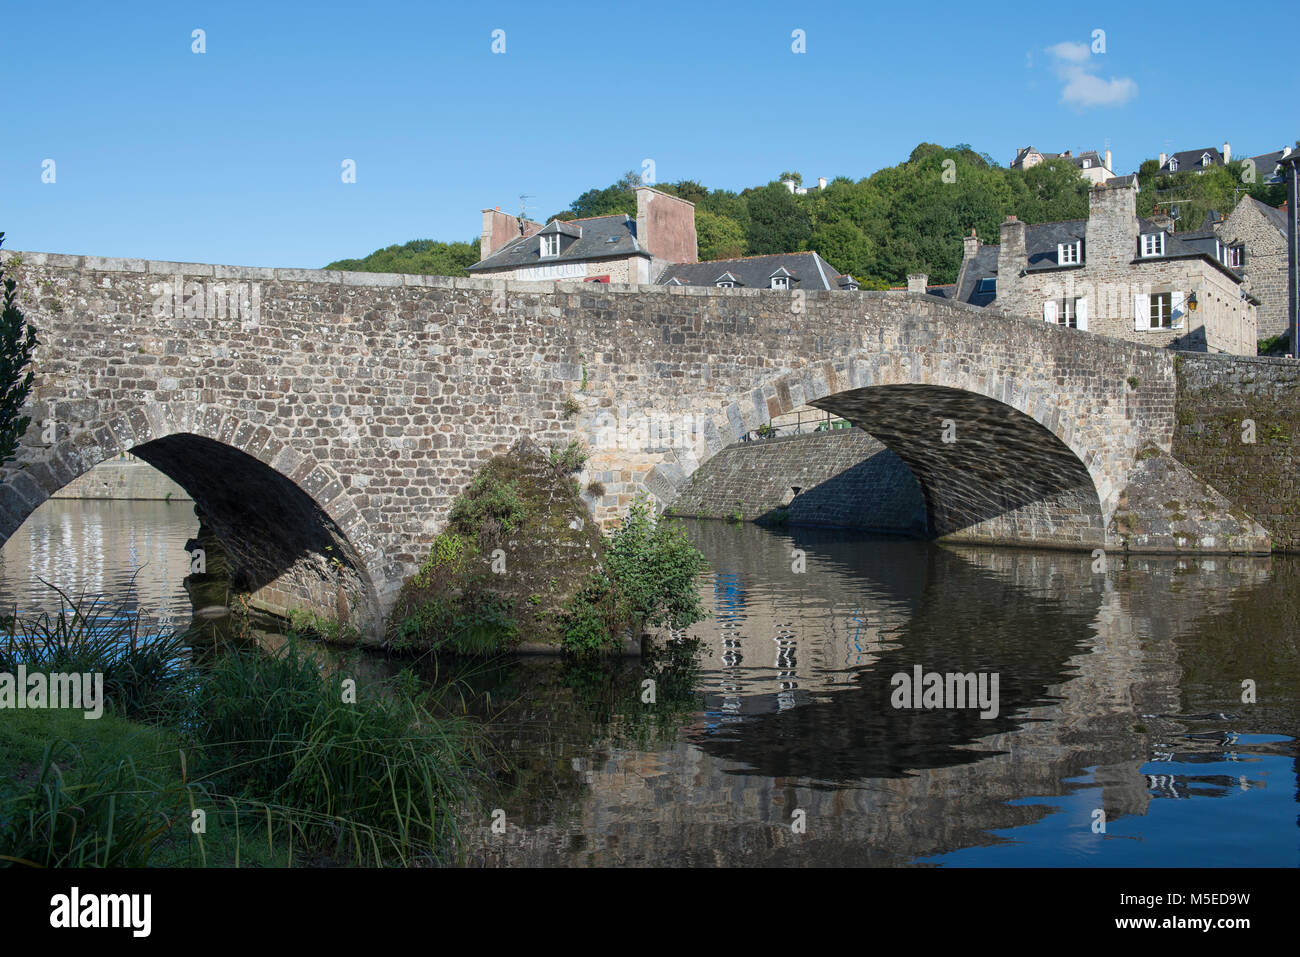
[1043,299,1058,324]
[1134,294,1149,331]
[1171,291,1186,329]
[1076,297,1088,331]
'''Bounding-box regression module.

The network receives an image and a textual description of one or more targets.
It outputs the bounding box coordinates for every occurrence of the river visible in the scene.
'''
[2,498,1296,866]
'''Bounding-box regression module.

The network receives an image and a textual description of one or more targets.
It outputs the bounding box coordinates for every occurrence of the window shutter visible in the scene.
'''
[1076,297,1088,331]
[1134,294,1149,331]
[1043,300,1057,324]
[1171,291,1186,329]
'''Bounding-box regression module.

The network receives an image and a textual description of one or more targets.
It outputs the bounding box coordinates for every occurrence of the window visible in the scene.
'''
[1201,152,1212,167]
[1044,297,1087,329]
[1150,292,1174,328]
[1228,246,1244,268]
[1141,233,1165,257]
[540,234,560,257]
[1168,157,1179,171]
[771,276,790,290]
[1082,159,1091,169]
[977,277,996,294]
[1058,241,1081,265]
[716,281,734,288]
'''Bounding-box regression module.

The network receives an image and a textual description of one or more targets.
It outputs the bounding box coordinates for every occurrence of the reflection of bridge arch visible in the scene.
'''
[0,402,383,632]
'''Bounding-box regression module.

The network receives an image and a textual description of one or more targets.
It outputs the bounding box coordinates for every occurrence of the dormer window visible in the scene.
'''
[1201,152,1212,167]
[716,281,734,288]
[1141,233,1165,257]
[1058,241,1081,265]
[1081,159,1091,169]
[771,276,789,290]
[714,271,741,288]
[1168,157,1179,171]
[1228,245,1244,268]
[540,234,560,257]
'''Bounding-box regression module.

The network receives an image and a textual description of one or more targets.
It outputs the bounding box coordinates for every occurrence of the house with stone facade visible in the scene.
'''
[941,177,1258,355]
[1010,147,1115,185]
[1212,195,1290,338]
[657,251,859,291]
[468,186,697,283]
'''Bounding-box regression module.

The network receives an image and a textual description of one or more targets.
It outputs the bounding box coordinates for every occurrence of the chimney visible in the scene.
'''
[1159,151,1167,167]
[1104,149,1113,171]
[1284,146,1293,159]
[998,215,1027,303]
[1085,179,1139,268]
[906,273,928,294]
[963,228,980,262]
[480,208,542,259]
[1223,141,1231,164]
[635,185,697,265]
[817,176,827,190]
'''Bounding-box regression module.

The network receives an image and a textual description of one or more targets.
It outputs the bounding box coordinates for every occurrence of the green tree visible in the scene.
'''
[807,221,874,281]
[743,183,812,255]
[0,233,38,465]
[695,210,747,261]
[326,238,481,276]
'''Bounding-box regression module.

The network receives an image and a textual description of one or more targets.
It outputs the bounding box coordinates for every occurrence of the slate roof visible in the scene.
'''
[1011,147,1109,171]
[1024,220,1087,271]
[1246,195,1289,235]
[468,214,646,271]
[953,245,1000,307]
[1249,149,1290,181]
[1160,148,1224,173]
[657,251,849,290]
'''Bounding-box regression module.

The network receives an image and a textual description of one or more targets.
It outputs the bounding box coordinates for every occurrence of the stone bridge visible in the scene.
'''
[0,251,1275,638]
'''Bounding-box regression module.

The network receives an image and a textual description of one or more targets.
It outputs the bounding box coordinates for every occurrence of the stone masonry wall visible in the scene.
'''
[1173,353,1300,549]
[665,429,926,533]
[1217,200,1289,339]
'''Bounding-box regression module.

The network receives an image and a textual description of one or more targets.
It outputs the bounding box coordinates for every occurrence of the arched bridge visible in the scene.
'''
[0,251,1268,639]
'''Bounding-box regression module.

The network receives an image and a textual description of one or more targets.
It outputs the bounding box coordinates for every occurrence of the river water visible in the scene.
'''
[2,499,1296,867]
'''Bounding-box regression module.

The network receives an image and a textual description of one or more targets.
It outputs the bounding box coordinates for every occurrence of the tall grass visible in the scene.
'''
[1,587,488,867]
[0,738,185,867]
[166,641,486,866]
[0,581,191,720]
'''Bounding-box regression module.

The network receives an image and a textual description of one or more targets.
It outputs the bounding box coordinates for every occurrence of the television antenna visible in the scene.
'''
[517,193,534,229]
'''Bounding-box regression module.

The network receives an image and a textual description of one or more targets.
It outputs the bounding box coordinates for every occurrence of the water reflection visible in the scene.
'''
[0,498,197,630]
[1,501,1294,867]
[459,522,1297,867]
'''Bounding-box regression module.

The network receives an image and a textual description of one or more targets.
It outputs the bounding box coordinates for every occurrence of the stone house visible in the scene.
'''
[1212,195,1290,338]
[657,251,859,291]
[1010,147,1115,185]
[943,177,1258,355]
[468,186,697,283]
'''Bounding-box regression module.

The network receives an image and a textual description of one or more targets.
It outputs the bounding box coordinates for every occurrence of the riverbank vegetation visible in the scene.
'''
[386,438,707,657]
[0,591,484,867]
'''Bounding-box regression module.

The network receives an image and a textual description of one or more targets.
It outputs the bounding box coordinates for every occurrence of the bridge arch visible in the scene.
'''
[643,344,1128,548]
[0,402,384,636]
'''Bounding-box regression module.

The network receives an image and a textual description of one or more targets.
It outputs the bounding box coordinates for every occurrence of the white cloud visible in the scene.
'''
[1045,41,1091,64]
[1045,40,1137,109]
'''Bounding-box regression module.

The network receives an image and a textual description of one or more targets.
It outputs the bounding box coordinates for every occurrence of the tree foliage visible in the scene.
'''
[325,238,480,277]
[328,141,1286,289]
[0,233,37,465]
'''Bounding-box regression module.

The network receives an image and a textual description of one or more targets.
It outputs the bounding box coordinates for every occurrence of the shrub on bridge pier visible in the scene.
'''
[387,439,707,656]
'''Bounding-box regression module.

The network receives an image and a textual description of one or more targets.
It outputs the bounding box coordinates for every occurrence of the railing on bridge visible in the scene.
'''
[741,409,854,443]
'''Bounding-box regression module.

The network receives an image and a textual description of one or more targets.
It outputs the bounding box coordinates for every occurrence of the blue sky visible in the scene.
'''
[2,0,1294,268]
